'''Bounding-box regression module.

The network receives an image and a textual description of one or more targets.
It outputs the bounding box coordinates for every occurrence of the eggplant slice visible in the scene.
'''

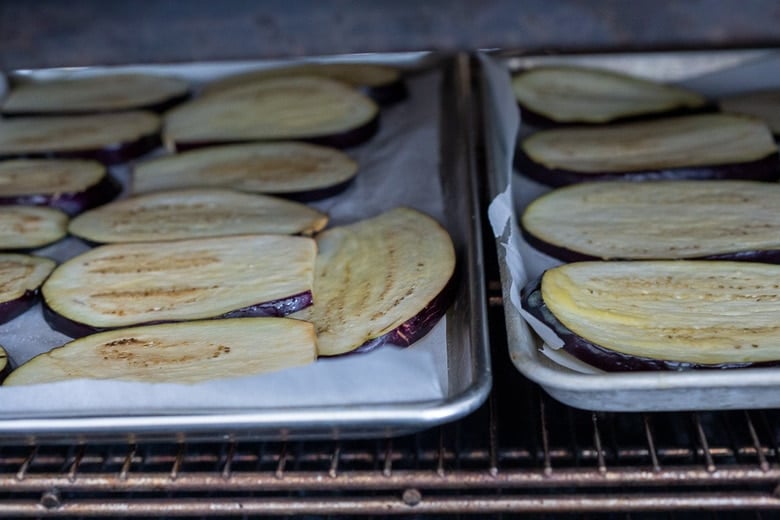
[0,254,56,325]
[42,234,316,336]
[2,73,190,116]
[511,65,708,125]
[719,89,780,135]
[4,317,317,386]
[293,207,456,356]
[517,114,780,186]
[522,180,780,262]
[68,188,328,243]
[164,76,379,150]
[0,205,68,250]
[132,142,358,201]
[203,62,407,105]
[0,159,119,215]
[0,111,161,165]
[522,261,780,371]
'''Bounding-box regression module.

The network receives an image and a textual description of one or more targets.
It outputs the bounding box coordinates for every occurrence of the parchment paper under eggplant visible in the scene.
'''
[0,254,56,326]
[132,142,358,201]
[522,261,780,371]
[516,113,780,186]
[1,73,190,116]
[41,234,316,336]
[293,207,456,356]
[522,180,780,262]
[68,188,328,243]
[511,65,708,126]
[4,317,317,386]
[164,76,379,151]
[719,89,780,136]
[0,205,68,250]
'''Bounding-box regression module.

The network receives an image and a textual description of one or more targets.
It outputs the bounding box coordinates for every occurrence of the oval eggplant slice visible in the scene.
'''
[517,114,780,187]
[1,74,190,116]
[42,234,316,335]
[0,111,161,165]
[511,66,708,125]
[719,89,780,135]
[0,159,120,216]
[0,205,68,250]
[522,180,780,262]
[132,142,358,201]
[293,207,456,356]
[68,188,328,243]
[203,62,407,105]
[4,317,316,386]
[0,254,56,325]
[522,261,780,371]
[164,76,379,150]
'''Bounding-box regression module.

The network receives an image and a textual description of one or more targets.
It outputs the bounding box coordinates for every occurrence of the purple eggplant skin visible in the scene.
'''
[42,291,314,338]
[0,133,162,167]
[0,289,38,326]
[172,116,379,153]
[517,101,717,129]
[280,177,356,203]
[514,149,780,188]
[362,80,408,106]
[520,274,780,372]
[1,92,191,118]
[0,173,122,217]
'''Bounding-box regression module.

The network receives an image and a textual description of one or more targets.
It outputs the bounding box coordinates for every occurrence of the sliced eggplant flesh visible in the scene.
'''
[293,207,456,356]
[132,142,358,200]
[0,159,119,215]
[0,111,161,165]
[42,234,316,333]
[719,89,780,135]
[68,188,328,243]
[0,205,68,249]
[522,180,780,261]
[163,76,379,150]
[2,73,190,115]
[518,114,779,185]
[4,317,317,385]
[511,65,707,125]
[0,254,56,325]
[523,261,780,371]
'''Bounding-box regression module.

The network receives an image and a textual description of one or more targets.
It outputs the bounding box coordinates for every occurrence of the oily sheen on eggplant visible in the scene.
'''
[1,73,190,116]
[511,65,708,126]
[164,76,379,150]
[41,235,316,336]
[521,180,780,262]
[0,254,56,325]
[68,188,328,243]
[4,318,316,385]
[0,111,161,165]
[132,142,358,201]
[293,207,456,356]
[522,261,780,371]
[0,206,68,250]
[516,114,780,187]
[0,159,120,215]
[719,89,780,135]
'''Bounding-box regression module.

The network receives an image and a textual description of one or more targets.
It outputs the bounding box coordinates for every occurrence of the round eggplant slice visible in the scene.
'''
[517,114,780,186]
[522,180,780,262]
[68,188,328,243]
[522,261,780,371]
[0,205,68,250]
[132,142,358,201]
[42,234,316,335]
[203,62,407,105]
[719,89,780,135]
[4,317,316,386]
[164,76,379,150]
[0,111,161,165]
[1,73,190,116]
[0,254,56,325]
[0,159,119,215]
[293,207,456,357]
[511,65,708,125]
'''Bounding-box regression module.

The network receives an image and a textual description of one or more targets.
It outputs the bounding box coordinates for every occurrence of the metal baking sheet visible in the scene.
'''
[0,53,490,442]
[481,48,780,412]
